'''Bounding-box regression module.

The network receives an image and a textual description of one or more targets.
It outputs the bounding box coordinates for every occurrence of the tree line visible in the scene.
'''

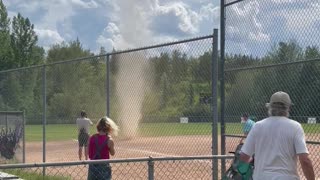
[0,0,319,124]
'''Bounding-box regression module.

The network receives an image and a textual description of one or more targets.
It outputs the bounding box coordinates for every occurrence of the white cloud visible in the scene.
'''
[154,2,201,35]
[105,22,120,35]
[271,0,293,4]
[6,0,220,54]
[5,0,108,50]
[35,29,64,43]
[71,0,98,8]
[200,3,219,21]
[4,0,320,58]
[96,0,217,52]
[248,32,270,42]
[34,29,65,50]
[225,0,271,56]
[96,0,153,50]
[96,35,114,52]
[223,0,320,57]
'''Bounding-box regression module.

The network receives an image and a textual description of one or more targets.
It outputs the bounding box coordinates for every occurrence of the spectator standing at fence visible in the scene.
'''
[87,117,119,180]
[239,113,255,144]
[76,110,93,160]
[239,91,315,180]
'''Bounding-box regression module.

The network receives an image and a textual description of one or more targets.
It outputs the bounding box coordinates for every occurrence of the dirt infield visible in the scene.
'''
[24,135,216,162]
[13,135,320,179]
[20,135,220,179]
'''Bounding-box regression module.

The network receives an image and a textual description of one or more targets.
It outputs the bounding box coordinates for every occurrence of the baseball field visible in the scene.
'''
[13,122,318,179]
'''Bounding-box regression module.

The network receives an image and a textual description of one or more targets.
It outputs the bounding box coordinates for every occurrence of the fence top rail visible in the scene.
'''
[0,54,107,74]
[0,111,24,114]
[107,34,214,55]
[225,57,320,72]
[224,0,246,7]
[0,155,234,169]
[0,34,214,74]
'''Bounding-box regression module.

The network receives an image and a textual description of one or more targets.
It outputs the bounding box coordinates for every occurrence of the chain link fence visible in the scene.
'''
[221,0,320,178]
[0,33,221,179]
[0,155,233,180]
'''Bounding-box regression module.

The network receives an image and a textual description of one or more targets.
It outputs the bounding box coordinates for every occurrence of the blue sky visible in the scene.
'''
[4,0,320,57]
[4,0,219,54]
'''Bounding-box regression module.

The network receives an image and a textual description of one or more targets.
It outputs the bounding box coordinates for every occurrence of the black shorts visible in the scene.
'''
[78,132,89,147]
[88,163,111,180]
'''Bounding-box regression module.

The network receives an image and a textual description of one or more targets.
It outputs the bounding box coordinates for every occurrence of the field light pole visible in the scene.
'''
[212,29,219,180]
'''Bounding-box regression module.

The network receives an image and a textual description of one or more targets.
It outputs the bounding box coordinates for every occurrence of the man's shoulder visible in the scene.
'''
[261,117,301,127]
[286,118,302,128]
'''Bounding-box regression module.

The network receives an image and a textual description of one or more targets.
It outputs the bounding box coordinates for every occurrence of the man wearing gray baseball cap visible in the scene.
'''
[239,91,314,180]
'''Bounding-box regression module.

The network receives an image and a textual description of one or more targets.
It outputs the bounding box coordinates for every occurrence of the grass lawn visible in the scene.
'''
[4,169,70,180]
[25,124,96,142]
[24,122,320,142]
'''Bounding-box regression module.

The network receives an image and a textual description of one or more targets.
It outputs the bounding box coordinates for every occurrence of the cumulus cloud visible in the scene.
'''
[6,0,320,58]
[152,2,201,36]
[5,0,107,51]
[223,0,320,57]
[34,29,65,50]
[96,0,220,52]
[96,0,151,50]
[226,1,270,42]
[200,3,220,21]
[35,29,64,43]
[71,0,98,8]
[6,0,221,54]
[224,0,271,56]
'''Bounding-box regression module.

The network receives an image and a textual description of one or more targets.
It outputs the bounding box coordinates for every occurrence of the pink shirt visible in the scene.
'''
[88,134,110,160]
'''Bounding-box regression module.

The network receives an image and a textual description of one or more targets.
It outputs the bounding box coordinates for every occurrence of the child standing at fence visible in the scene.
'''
[87,117,119,180]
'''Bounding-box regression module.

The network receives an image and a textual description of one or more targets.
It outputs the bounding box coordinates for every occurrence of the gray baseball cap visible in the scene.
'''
[266,91,293,107]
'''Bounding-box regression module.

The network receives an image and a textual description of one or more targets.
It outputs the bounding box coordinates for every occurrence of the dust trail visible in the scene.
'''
[115,53,149,138]
[112,0,153,138]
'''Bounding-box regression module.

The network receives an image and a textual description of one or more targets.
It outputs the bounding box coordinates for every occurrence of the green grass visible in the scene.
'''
[139,123,213,136]
[24,122,320,142]
[3,169,71,180]
[25,124,96,141]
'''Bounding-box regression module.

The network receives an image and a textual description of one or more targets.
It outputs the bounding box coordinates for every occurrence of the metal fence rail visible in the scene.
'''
[0,155,234,180]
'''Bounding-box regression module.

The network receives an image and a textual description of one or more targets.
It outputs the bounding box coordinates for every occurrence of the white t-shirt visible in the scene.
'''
[76,117,93,134]
[241,116,308,180]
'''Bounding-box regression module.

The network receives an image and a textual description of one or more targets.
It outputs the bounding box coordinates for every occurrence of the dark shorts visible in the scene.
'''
[87,163,111,180]
[78,132,89,147]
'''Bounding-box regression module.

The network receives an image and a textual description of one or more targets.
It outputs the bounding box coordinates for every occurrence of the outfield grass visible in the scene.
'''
[4,169,71,180]
[25,124,96,141]
[24,123,320,142]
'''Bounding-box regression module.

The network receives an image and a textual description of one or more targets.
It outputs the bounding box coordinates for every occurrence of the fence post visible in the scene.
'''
[220,0,227,175]
[212,29,219,180]
[106,54,110,117]
[42,65,47,176]
[148,157,154,180]
[23,111,25,163]
[5,111,8,135]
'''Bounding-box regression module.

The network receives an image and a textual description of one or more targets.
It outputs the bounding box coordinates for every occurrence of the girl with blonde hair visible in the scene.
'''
[87,117,119,180]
